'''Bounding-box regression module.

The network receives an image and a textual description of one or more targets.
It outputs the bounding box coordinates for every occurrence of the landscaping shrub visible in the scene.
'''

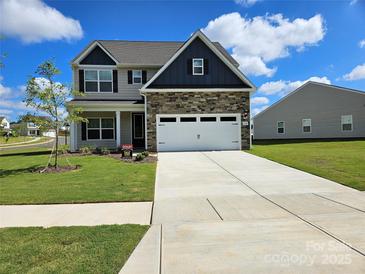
[135,153,145,161]
[99,147,110,155]
[80,145,94,155]
[58,144,69,154]
[142,151,149,157]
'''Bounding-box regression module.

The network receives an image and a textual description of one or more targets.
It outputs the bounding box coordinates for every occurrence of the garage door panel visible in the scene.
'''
[157,114,241,152]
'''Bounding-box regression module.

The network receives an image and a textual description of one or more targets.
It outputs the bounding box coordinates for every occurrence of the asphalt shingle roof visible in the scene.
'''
[97,40,239,67]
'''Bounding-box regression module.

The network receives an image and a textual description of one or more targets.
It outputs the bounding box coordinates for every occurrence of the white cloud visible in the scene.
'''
[234,0,261,7]
[252,105,269,116]
[251,96,269,105]
[342,64,365,81]
[258,76,331,96]
[202,13,325,77]
[350,0,358,5]
[359,40,365,48]
[0,0,83,43]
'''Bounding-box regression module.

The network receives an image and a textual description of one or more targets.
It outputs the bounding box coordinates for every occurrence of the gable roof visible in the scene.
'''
[72,39,239,67]
[253,81,365,119]
[141,30,256,92]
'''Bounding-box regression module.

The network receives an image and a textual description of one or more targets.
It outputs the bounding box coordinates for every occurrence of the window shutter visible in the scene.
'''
[187,59,192,75]
[128,70,132,84]
[142,70,147,84]
[81,122,87,140]
[113,70,118,93]
[79,70,84,92]
[204,59,209,75]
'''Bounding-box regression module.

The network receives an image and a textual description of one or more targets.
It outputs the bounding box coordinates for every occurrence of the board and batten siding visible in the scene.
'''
[73,68,157,100]
[253,83,365,139]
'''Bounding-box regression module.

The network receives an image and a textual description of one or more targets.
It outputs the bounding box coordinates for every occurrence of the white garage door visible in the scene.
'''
[156,114,241,152]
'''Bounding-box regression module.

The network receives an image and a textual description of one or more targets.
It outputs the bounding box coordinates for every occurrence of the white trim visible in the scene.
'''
[302,118,312,133]
[116,111,121,147]
[132,70,142,84]
[192,58,204,75]
[78,65,117,69]
[277,121,285,135]
[141,94,148,150]
[84,69,113,93]
[72,41,119,64]
[254,81,365,120]
[341,114,353,132]
[86,117,115,141]
[140,30,256,92]
[70,122,77,152]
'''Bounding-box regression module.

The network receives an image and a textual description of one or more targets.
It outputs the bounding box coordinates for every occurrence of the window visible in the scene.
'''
[201,117,216,122]
[220,117,236,122]
[277,121,285,134]
[27,122,36,128]
[29,130,36,135]
[132,70,142,84]
[160,117,176,123]
[180,117,197,122]
[85,70,113,92]
[87,118,114,140]
[302,119,311,133]
[192,58,204,75]
[341,115,353,131]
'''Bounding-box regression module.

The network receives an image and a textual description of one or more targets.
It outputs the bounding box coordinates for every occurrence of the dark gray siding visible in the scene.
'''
[149,37,250,89]
[80,46,116,65]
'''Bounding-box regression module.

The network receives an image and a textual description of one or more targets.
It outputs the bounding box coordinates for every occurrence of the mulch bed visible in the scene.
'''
[33,165,80,174]
[108,153,157,163]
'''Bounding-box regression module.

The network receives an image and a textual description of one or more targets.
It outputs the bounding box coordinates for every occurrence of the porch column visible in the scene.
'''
[116,110,121,148]
[70,122,77,152]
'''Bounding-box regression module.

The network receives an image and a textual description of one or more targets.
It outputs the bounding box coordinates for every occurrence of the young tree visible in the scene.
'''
[25,60,85,168]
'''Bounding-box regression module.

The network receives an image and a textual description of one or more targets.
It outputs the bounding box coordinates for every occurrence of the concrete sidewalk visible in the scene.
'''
[0,202,152,227]
[121,151,365,273]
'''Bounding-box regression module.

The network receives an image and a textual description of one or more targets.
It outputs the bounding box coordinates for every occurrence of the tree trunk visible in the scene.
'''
[55,126,59,168]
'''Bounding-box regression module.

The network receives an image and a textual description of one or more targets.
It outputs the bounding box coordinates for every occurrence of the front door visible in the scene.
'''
[132,113,145,148]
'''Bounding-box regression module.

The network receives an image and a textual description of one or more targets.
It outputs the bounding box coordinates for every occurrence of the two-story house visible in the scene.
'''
[68,30,256,152]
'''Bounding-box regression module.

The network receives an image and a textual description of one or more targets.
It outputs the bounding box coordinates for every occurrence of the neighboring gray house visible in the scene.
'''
[253,82,365,140]
[68,30,256,152]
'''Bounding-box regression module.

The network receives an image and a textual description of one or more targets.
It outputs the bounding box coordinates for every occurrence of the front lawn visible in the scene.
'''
[0,136,34,145]
[249,140,365,191]
[0,225,148,274]
[0,148,156,204]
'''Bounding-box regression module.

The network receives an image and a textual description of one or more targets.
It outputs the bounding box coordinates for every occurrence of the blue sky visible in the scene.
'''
[1,0,364,121]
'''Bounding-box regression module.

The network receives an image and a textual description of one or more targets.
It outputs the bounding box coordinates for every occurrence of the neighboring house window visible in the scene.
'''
[87,118,114,140]
[341,115,353,131]
[85,70,113,92]
[277,121,285,134]
[192,58,204,75]
[27,122,36,128]
[302,119,312,133]
[132,70,142,84]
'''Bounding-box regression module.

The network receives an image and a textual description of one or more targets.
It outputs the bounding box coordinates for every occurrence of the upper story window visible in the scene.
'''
[277,121,285,134]
[302,119,311,133]
[85,70,112,92]
[27,122,36,128]
[341,115,353,131]
[192,58,204,75]
[132,70,142,84]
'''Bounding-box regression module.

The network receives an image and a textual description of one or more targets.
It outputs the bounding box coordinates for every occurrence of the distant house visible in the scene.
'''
[23,122,40,136]
[0,117,10,131]
[253,82,365,140]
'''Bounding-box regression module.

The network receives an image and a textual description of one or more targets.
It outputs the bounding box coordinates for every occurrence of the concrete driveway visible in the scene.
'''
[121,151,365,273]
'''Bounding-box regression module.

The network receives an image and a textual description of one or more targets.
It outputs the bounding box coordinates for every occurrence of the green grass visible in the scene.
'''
[0,136,34,145]
[0,225,148,274]
[249,140,365,191]
[0,148,156,204]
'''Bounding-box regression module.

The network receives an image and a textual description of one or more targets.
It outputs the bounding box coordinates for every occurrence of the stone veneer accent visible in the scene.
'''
[145,91,250,151]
